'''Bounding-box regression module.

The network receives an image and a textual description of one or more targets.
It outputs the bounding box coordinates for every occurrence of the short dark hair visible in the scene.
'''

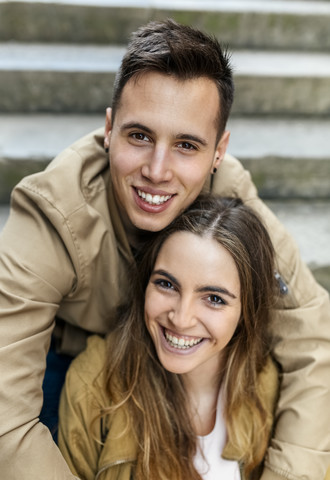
[112,19,234,140]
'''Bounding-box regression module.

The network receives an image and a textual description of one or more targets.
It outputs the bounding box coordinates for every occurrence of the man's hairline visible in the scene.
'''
[111,71,226,145]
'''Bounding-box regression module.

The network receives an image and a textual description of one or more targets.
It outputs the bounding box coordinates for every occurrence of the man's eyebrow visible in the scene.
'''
[120,122,208,146]
[120,122,153,134]
[175,133,208,147]
[197,285,237,299]
[152,269,181,288]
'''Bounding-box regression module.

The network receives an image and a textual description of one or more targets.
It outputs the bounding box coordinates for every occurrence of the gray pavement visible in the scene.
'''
[0,114,104,159]
[0,43,125,72]
[2,43,330,77]
[266,200,330,269]
[8,0,330,15]
[0,205,9,231]
[1,114,330,162]
[2,0,330,53]
[1,44,330,115]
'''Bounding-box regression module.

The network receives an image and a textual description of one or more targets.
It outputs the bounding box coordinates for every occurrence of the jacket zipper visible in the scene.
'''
[239,462,245,480]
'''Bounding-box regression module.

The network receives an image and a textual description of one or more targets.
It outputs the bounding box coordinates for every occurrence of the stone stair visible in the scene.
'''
[0,0,329,291]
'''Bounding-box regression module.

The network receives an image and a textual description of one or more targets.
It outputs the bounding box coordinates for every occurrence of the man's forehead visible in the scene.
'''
[116,72,220,136]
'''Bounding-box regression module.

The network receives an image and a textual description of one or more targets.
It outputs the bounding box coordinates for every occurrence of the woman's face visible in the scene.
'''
[144,232,241,382]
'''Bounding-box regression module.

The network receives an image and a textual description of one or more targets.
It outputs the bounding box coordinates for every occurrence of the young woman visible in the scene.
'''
[58,196,279,480]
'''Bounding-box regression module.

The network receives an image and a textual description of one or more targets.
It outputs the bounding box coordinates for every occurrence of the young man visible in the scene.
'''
[0,20,329,480]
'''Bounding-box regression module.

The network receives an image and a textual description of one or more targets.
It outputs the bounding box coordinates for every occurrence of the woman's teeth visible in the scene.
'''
[165,330,203,349]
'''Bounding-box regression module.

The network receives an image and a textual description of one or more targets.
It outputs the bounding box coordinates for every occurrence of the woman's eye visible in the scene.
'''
[208,294,225,306]
[155,279,173,290]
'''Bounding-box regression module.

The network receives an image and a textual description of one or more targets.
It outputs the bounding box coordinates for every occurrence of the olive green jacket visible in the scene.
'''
[0,129,329,479]
[58,335,279,480]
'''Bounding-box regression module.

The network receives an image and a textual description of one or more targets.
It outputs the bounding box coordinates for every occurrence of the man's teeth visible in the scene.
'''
[165,331,203,349]
[137,189,172,205]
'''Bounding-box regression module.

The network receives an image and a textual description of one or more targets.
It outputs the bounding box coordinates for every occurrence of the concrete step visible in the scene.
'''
[0,205,9,232]
[1,43,330,116]
[1,199,329,293]
[1,114,329,203]
[1,1,330,51]
[266,200,330,294]
[227,117,330,199]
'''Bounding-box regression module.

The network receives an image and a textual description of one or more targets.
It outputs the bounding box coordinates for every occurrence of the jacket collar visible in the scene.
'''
[96,405,137,479]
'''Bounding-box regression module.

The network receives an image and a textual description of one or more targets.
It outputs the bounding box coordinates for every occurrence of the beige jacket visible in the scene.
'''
[0,128,329,479]
[58,335,279,480]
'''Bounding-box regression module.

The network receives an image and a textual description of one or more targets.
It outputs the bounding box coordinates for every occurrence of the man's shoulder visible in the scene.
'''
[210,152,256,199]
[14,127,109,215]
[50,127,105,167]
[34,127,106,185]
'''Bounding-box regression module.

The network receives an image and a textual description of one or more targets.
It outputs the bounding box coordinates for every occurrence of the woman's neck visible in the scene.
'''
[182,368,221,437]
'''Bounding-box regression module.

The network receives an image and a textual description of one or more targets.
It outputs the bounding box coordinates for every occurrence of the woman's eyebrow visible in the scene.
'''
[197,285,237,299]
[152,269,181,288]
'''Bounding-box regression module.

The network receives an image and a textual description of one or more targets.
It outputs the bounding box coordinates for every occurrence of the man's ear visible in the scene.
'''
[211,130,230,173]
[104,107,112,150]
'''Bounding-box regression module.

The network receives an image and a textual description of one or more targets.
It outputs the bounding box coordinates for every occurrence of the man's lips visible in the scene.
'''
[133,187,175,212]
[136,188,173,206]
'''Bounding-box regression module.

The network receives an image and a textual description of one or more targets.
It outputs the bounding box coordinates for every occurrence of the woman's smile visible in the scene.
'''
[161,326,205,352]
[144,231,241,380]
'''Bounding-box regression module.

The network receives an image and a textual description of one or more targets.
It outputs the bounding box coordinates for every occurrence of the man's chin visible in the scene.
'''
[134,218,169,233]
[131,209,178,233]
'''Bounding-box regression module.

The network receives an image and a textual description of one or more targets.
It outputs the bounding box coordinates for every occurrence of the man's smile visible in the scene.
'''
[137,189,173,206]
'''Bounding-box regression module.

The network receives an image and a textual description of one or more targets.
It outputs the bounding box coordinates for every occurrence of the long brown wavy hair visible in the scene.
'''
[101,195,277,479]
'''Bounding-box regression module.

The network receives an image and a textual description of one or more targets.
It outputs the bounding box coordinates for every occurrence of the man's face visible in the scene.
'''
[106,72,229,236]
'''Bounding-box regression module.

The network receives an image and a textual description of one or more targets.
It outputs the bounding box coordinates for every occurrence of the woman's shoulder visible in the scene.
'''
[66,334,107,394]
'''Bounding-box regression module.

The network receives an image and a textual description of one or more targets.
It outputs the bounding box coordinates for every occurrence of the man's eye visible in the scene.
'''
[131,133,149,142]
[178,142,197,151]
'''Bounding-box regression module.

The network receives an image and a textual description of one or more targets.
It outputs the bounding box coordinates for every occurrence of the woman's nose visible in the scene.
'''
[168,301,197,331]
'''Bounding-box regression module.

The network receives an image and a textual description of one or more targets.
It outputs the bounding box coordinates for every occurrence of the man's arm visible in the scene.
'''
[212,154,330,479]
[262,247,330,480]
[0,184,78,479]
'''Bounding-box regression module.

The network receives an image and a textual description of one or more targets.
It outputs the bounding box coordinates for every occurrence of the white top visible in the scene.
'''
[193,391,240,480]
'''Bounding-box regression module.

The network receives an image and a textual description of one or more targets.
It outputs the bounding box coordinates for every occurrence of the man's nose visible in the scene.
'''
[141,146,173,183]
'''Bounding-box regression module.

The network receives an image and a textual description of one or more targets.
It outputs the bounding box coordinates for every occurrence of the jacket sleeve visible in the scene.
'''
[58,336,105,480]
[211,154,330,480]
[0,184,78,479]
